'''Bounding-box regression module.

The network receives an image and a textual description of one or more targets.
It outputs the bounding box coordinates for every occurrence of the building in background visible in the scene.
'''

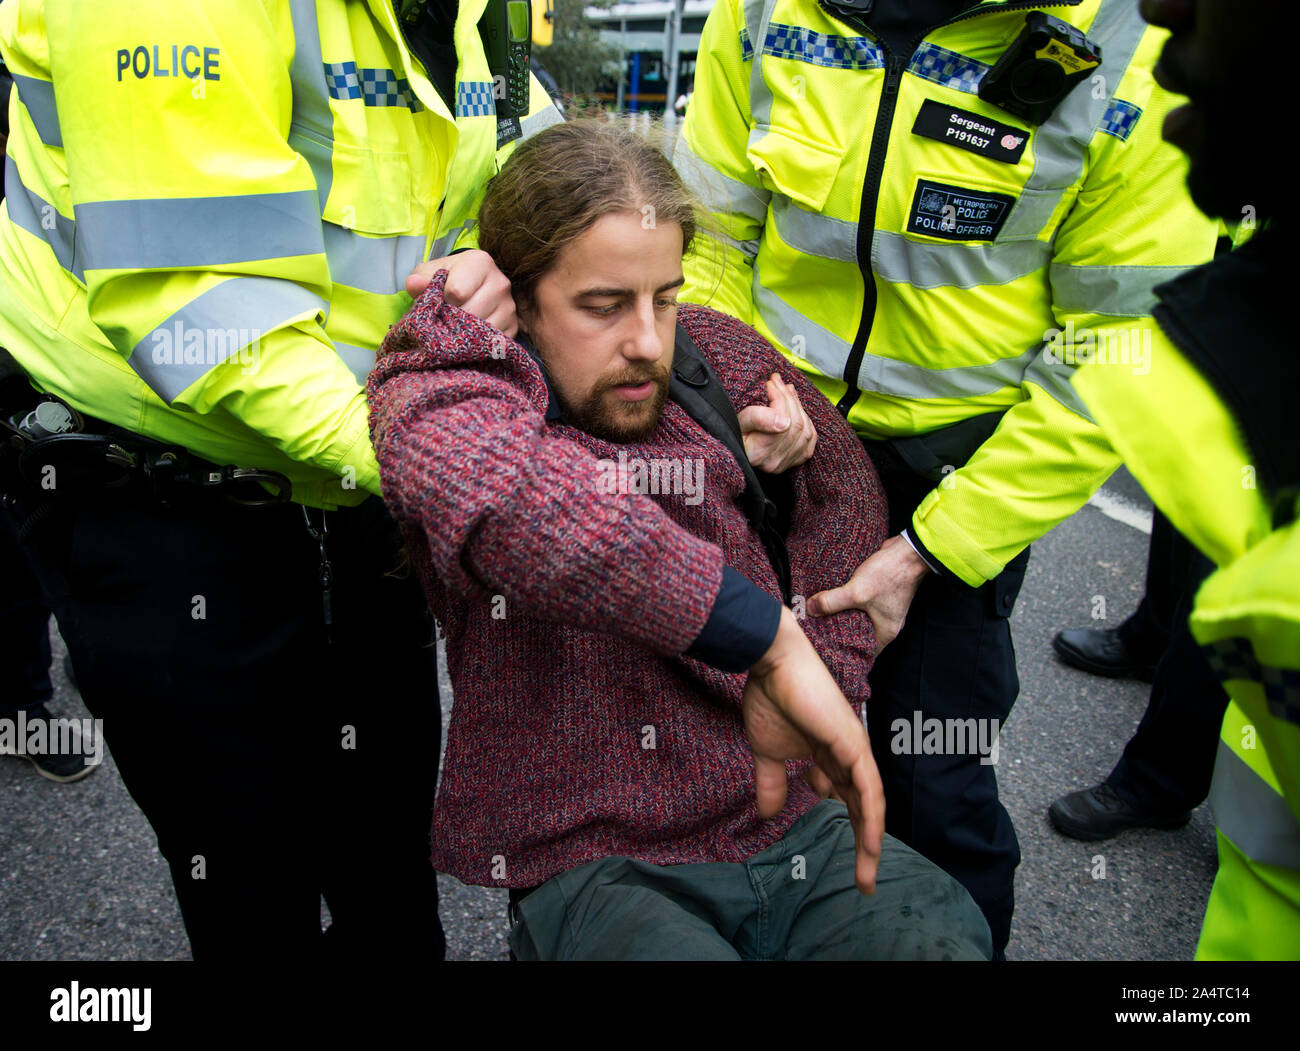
[586,0,710,112]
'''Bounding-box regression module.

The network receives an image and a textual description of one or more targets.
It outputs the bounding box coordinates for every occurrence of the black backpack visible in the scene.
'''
[668,323,793,605]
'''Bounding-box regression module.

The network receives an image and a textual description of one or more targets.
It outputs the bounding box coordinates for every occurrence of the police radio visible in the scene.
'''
[479,0,532,119]
[978,13,1101,126]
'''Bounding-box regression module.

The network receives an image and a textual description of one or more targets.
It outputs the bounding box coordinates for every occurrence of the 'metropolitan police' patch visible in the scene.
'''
[908,179,1015,242]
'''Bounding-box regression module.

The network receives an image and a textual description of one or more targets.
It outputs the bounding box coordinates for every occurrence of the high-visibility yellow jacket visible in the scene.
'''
[0,0,561,509]
[677,0,1218,585]
[1074,237,1300,961]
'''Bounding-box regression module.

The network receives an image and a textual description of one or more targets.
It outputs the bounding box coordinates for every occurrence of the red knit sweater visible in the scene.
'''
[367,271,888,889]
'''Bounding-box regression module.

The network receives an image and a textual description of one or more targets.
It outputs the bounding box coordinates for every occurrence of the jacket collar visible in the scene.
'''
[517,333,565,423]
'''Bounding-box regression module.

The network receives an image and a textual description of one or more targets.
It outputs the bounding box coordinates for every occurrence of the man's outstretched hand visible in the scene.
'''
[407,249,518,337]
[744,607,885,895]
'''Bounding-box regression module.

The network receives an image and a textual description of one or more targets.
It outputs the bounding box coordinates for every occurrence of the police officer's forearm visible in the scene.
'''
[183,325,384,497]
[907,390,1122,586]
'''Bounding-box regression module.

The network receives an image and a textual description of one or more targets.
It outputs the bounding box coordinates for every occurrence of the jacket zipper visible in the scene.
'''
[832,0,1078,420]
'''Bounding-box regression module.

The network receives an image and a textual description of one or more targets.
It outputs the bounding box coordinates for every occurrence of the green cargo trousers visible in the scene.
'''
[509,800,993,960]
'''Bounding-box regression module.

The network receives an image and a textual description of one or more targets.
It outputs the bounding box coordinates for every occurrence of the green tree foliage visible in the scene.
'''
[535,0,620,97]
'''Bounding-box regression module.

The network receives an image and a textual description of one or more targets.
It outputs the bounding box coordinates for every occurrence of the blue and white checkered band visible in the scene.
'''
[907,41,990,93]
[324,62,421,110]
[1099,99,1143,141]
[456,81,496,117]
[1262,664,1300,729]
[762,22,884,70]
[1205,636,1261,683]
[324,61,362,99]
[1204,636,1300,729]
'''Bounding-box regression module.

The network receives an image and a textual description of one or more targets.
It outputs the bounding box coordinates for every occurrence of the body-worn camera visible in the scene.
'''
[978,13,1101,126]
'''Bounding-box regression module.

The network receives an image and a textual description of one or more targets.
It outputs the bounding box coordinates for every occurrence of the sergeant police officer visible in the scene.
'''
[0,0,560,960]
[676,0,1219,955]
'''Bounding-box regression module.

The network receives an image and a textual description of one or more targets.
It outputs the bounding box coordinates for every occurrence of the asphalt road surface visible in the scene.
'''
[0,468,1217,962]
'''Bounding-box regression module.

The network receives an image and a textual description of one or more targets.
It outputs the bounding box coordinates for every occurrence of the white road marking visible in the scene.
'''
[1087,487,1153,535]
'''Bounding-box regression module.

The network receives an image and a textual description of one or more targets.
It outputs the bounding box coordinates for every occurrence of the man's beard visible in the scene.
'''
[555,363,672,443]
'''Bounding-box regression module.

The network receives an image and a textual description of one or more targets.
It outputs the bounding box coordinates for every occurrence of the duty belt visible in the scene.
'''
[1,390,291,508]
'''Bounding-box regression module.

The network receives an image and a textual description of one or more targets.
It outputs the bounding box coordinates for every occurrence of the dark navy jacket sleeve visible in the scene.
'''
[685,566,782,672]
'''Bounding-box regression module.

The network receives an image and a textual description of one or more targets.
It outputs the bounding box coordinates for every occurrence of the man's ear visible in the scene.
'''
[514,296,533,333]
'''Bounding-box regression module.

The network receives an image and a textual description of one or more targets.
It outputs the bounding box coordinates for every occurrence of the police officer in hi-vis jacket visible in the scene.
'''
[0,0,562,960]
[676,0,1218,955]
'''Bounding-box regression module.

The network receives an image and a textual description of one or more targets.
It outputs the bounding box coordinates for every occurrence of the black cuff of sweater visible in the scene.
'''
[685,567,783,673]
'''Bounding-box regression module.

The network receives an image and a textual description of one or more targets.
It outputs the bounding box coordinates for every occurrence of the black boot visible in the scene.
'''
[1052,629,1158,682]
[1048,783,1190,841]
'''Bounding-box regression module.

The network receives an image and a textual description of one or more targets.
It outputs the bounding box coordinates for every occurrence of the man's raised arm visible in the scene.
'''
[368,271,725,656]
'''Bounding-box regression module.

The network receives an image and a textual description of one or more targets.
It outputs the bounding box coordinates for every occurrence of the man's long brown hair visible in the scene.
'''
[477,120,701,318]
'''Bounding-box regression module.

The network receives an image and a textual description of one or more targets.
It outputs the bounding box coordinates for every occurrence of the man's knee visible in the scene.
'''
[863,834,994,961]
[782,806,993,960]
[508,859,744,961]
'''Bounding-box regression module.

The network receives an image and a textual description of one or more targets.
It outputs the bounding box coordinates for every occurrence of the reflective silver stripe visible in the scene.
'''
[429,224,467,260]
[747,0,777,129]
[854,343,1038,400]
[335,341,377,384]
[1050,262,1195,318]
[999,0,1150,239]
[323,222,424,295]
[770,194,856,261]
[288,0,334,211]
[753,263,847,379]
[874,231,1051,290]
[10,73,63,148]
[74,191,324,271]
[713,229,762,260]
[753,261,1038,399]
[6,162,327,280]
[676,136,770,224]
[772,192,1055,286]
[1210,739,1300,872]
[4,155,82,281]
[1021,345,1096,423]
[519,103,564,141]
[127,277,327,403]
[744,0,766,65]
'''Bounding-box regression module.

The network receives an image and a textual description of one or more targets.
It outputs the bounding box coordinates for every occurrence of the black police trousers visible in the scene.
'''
[0,484,444,962]
[0,517,54,712]
[862,446,1026,958]
[1108,507,1228,812]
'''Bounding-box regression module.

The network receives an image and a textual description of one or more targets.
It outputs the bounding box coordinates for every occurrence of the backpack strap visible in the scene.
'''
[669,323,793,605]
